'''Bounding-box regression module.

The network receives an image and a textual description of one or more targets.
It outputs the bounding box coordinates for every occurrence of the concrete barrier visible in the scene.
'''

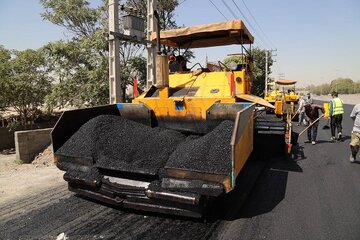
[15,128,53,163]
[0,121,56,151]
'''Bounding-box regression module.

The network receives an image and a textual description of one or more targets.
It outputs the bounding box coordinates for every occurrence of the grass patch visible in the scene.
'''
[14,159,24,165]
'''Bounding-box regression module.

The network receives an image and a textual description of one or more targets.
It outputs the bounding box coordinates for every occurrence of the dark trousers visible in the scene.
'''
[307,121,319,141]
[330,114,343,137]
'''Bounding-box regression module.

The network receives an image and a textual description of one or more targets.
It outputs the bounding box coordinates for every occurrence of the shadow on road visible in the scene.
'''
[291,144,307,161]
[338,135,351,142]
[236,168,288,219]
[209,156,302,221]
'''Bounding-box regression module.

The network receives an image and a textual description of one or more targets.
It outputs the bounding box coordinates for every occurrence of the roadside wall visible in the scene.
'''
[0,122,55,151]
[0,128,15,150]
[15,128,53,163]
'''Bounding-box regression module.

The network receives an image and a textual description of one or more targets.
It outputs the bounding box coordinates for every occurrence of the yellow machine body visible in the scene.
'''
[133,69,270,121]
[51,20,284,218]
[264,89,282,104]
[323,102,330,118]
[265,80,300,116]
[132,68,269,192]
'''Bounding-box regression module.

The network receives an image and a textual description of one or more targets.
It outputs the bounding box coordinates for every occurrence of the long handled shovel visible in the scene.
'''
[291,108,300,121]
[299,114,325,136]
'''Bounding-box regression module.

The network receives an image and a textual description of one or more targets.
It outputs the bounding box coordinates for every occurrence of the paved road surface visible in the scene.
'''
[216,103,360,240]
[1,103,359,240]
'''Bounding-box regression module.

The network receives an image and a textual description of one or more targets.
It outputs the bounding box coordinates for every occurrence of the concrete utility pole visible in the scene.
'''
[108,0,122,103]
[265,50,268,96]
[264,49,277,96]
[146,0,157,88]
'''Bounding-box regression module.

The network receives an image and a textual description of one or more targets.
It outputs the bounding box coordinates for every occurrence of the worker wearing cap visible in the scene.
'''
[329,91,344,141]
[350,103,360,163]
[297,97,307,126]
[304,103,325,145]
[168,52,180,73]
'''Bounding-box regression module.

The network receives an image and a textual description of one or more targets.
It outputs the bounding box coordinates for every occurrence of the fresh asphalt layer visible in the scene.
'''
[1,103,359,240]
[215,102,360,240]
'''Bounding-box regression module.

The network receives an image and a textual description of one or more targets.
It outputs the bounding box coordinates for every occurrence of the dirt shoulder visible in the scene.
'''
[0,146,66,206]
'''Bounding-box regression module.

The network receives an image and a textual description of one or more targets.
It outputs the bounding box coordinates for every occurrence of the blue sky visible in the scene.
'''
[1,0,359,87]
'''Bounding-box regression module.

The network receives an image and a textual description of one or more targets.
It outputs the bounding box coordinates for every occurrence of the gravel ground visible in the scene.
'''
[0,145,65,206]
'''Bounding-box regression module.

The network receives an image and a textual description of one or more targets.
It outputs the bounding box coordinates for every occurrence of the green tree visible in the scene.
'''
[330,78,355,94]
[307,78,360,95]
[41,0,144,105]
[252,48,273,96]
[128,56,147,86]
[0,46,12,112]
[41,0,110,106]
[223,55,246,66]
[1,48,51,124]
[312,83,331,95]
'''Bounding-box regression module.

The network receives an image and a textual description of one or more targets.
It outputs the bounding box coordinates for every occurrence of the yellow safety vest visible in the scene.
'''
[332,98,344,116]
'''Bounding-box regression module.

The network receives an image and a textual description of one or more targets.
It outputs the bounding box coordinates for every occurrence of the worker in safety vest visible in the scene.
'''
[329,91,344,141]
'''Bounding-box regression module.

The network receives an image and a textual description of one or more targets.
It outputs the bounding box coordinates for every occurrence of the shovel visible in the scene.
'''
[299,114,325,136]
[291,108,300,121]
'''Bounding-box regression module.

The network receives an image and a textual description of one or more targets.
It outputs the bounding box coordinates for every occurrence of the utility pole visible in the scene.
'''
[146,0,157,88]
[265,50,268,96]
[264,49,277,96]
[108,0,122,103]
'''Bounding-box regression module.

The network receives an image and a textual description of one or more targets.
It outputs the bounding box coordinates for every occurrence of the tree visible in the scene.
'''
[330,78,355,94]
[252,48,273,96]
[0,46,12,112]
[223,55,246,66]
[128,56,147,86]
[307,78,360,95]
[43,37,109,108]
[311,83,331,95]
[1,48,51,124]
[41,0,144,105]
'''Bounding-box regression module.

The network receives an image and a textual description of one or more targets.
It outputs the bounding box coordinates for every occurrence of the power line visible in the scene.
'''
[209,0,228,20]
[240,0,276,49]
[208,0,265,49]
[221,0,237,19]
[231,0,269,49]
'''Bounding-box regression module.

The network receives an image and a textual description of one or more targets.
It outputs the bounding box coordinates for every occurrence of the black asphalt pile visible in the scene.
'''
[165,120,234,175]
[56,115,187,175]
